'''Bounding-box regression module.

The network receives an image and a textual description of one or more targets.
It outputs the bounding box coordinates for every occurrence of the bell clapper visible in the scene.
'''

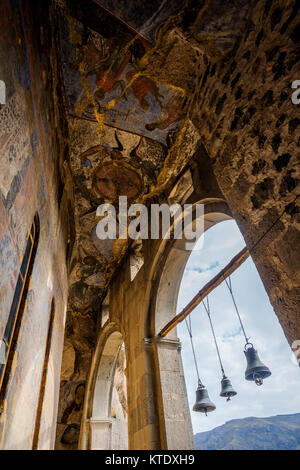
[254,372,263,386]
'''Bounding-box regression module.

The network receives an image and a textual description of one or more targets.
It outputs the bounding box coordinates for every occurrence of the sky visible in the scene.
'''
[176,220,300,434]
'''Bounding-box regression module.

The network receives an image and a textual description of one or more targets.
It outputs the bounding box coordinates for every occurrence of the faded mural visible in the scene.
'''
[59,0,185,144]
[95,0,186,43]
[0,0,69,450]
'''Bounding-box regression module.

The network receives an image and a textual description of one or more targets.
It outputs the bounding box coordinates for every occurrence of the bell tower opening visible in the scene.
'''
[81,329,128,450]
[176,220,300,447]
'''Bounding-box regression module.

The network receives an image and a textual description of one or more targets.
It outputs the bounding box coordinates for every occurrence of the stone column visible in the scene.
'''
[154,337,194,450]
[126,334,160,450]
[88,418,113,450]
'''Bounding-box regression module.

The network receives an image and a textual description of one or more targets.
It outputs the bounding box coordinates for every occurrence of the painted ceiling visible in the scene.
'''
[56,0,195,313]
[59,0,186,145]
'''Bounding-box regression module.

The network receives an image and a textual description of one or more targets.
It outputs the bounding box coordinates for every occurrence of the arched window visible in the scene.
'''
[0,213,40,405]
[177,220,300,447]
[80,327,128,450]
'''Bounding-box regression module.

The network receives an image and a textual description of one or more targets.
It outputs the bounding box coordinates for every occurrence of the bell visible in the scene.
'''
[220,375,237,401]
[244,343,271,386]
[193,382,216,415]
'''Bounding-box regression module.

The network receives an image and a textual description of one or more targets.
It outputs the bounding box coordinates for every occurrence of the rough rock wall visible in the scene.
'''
[190,0,300,344]
[0,0,70,449]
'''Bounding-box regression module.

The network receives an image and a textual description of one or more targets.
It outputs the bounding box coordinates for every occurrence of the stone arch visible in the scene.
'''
[79,323,128,450]
[154,201,232,337]
[148,200,232,449]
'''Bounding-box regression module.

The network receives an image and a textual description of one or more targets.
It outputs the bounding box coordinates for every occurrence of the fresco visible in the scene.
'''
[0,0,70,449]
[67,120,166,305]
[0,0,32,342]
[59,2,185,145]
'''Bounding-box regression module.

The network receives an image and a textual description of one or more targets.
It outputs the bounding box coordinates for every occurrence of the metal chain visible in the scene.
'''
[184,314,202,386]
[224,275,249,344]
[202,297,225,378]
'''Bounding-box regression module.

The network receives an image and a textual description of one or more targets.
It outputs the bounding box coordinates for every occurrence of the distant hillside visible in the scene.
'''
[194,414,300,450]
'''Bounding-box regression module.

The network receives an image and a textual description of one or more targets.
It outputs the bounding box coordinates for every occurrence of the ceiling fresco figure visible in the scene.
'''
[145,93,186,131]
[60,6,185,144]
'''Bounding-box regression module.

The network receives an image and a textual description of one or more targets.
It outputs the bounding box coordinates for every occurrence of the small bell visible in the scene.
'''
[220,375,237,401]
[244,343,271,386]
[193,381,216,415]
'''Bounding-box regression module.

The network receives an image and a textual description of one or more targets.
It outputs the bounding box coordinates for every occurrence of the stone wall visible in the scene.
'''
[189,0,300,344]
[0,0,69,449]
[78,200,230,450]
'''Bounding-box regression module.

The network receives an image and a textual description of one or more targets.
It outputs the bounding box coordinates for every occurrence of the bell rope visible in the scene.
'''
[185,314,203,387]
[224,275,250,345]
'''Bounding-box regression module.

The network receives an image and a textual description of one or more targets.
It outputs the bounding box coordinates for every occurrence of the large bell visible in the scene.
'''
[193,382,216,415]
[244,343,271,386]
[220,376,237,401]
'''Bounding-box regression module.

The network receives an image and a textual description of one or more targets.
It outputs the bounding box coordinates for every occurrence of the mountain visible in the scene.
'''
[194,413,300,450]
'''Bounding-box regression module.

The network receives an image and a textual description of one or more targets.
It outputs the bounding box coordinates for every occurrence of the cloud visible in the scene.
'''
[187,261,220,274]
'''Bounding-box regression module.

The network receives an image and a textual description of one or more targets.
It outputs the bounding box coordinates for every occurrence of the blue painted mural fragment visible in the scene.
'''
[59,6,185,145]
